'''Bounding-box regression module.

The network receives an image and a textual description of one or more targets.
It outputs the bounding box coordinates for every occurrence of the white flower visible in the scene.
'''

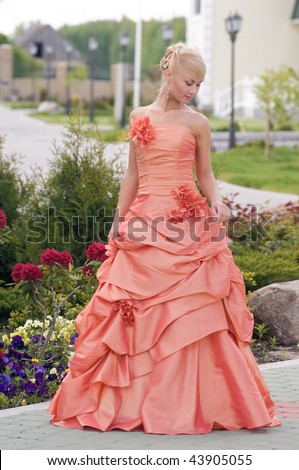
[50,368,57,375]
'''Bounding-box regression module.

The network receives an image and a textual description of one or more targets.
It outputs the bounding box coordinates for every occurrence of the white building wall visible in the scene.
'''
[187,0,299,117]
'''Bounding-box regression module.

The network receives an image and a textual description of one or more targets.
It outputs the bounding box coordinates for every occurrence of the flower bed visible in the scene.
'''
[0,241,108,409]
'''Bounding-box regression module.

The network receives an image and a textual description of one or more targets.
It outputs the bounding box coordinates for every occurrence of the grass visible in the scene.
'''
[212,143,299,194]
[30,110,116,126]
[208,116,299,132]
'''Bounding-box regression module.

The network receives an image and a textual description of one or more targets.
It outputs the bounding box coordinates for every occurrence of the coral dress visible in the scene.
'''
[48,121,280,434]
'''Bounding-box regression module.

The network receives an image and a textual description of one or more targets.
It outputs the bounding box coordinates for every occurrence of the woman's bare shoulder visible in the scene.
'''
[184,109,210,137]
[130,106,152,120]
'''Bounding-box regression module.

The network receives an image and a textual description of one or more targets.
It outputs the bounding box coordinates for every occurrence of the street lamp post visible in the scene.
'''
[162,24,174,48]
[29,43,38,101]
[119,32,130,128]
[88,37,98,122]
[45,45,53,101]
[65,43,73,115]
[225,12,243,149]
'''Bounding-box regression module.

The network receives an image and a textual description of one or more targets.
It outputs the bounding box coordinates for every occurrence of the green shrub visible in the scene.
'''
[234,248,299,290]
[0,285,26,327]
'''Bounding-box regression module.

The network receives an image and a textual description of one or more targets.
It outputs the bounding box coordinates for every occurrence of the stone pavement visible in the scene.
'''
[0,359,298,450]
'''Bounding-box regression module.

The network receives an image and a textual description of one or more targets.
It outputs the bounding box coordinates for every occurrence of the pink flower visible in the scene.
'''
[81,265,95,277]
[0,209,7,229]
[167,184,207,223]
[128,116,154,147]
[11,263,44,284]
[86,241,107,262]
[113,300,135,327]
[40,248,73,269]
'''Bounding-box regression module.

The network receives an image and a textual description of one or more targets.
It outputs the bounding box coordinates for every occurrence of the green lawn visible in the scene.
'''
[30,110,116,126]
[212,144,299,194]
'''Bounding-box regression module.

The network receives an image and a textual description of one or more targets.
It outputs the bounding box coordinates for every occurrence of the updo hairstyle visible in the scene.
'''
[159,42,206,86]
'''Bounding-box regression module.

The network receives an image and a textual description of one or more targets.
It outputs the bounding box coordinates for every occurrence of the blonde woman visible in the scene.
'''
[49,43,280,435]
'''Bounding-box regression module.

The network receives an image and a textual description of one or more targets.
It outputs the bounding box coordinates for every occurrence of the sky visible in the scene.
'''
[0,0,191,37]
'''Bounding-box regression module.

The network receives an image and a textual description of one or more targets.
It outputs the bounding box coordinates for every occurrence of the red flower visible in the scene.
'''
[0,349,4,360]
[40,248,73,269]
[128,116,154,147]
[167,184,207,223]
[58,251,73,268]
[81,265,95,277]
[11,263,44,283]
[86,242,107,262]
[0,209,7,229]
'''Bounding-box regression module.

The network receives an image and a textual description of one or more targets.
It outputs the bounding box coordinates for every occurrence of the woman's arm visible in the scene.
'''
[194,115,230,223]
[109,124,139,239]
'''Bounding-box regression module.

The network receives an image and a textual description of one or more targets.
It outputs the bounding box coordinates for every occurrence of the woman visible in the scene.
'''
[48,43,280,434]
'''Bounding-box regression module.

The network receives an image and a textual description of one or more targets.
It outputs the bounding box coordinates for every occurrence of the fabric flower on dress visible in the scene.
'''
[113,300,135,327]
[128,116,154,147]
[167,184,207,224]
[105,238,119,261]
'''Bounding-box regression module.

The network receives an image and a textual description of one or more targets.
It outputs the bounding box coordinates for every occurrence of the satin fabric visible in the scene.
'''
[48,124,280,434]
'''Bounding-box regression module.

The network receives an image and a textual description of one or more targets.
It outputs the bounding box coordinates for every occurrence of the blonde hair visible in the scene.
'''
[157,42,206,100]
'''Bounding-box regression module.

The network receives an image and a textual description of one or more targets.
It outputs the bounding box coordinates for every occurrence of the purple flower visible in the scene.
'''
[0,373,11,393]
[11,335,26,350]
[47,373,58,381]
[37,385,49,397]
[35,371,46,383]
[32,335,45,344]
[7,383,17,396]
[0,341,4,348]
[18,369,27,379]
[70,333,78,345]
[35,365,46,375]
[22,352,32,360]
[23,381,38,396]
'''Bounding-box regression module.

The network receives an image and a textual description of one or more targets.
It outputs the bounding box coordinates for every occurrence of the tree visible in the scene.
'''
[33,111,124,265]
[254,65,299,159]
[0,137,22,281]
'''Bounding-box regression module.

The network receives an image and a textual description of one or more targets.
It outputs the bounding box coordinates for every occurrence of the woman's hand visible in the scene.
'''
[211,201,231,224]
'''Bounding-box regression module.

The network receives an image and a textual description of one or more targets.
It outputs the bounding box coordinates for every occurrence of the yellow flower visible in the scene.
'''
[21,399,27,406]
[2,335,8,342]
[10,332,19,339]
[31,358,39,363]
[63,332,70,342]
[65,368,70,374]
[50,368,57,375]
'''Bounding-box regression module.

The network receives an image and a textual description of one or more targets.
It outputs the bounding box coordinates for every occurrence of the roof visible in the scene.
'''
[15,24,83,62]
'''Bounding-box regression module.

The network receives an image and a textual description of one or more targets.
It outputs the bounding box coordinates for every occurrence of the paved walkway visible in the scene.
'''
[0,359,298,450]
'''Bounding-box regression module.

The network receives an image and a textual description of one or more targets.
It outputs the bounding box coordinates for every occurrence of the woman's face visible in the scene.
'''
[168,72,202,104]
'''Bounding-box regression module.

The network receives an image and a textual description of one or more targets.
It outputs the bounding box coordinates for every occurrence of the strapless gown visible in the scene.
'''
[48,122,280,434]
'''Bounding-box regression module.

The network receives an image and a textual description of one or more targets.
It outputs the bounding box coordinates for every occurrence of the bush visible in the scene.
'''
[0,286,26,327]
[234,248,299,290]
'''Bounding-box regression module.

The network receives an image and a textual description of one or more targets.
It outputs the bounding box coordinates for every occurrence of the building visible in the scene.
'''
[15,23,83,74]
[187,0,299,118]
